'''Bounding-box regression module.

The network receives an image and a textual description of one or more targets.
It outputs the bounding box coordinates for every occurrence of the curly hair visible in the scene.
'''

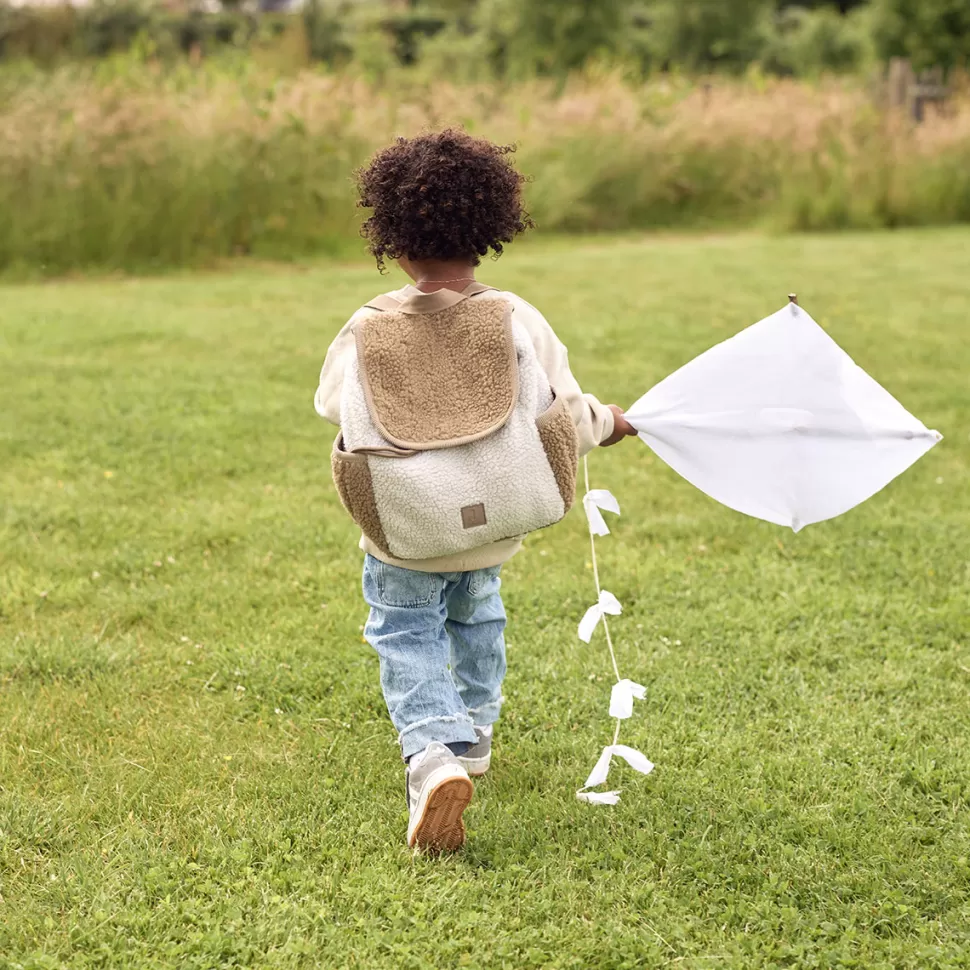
[355,129,534,272]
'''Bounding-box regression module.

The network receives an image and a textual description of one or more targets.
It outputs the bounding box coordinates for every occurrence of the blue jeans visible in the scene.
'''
[362,555,507,761]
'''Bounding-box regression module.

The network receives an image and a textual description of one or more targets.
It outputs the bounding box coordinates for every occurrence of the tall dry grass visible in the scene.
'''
[2,66,969,274]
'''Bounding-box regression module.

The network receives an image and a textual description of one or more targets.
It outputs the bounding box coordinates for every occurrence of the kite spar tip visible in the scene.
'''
[788,293,799,316]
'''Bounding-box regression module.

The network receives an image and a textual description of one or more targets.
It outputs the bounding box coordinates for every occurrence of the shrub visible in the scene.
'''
[760,6,873,76]
[4,1,970,82]
[474,0,633,78]
[870,0,970,73]
[0,1,281,65]
[1,66,969,275]
[643,0,774,72]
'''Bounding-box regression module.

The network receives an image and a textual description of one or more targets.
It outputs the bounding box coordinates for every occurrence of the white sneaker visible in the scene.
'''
[406,742,474,852]
[457,725,492,777]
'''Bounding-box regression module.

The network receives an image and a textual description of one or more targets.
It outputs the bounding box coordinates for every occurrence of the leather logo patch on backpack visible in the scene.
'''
[461,503,487,529]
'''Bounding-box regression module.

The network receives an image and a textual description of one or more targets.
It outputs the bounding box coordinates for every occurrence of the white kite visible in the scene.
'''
[577,299,942,805]
[624,300,942,530]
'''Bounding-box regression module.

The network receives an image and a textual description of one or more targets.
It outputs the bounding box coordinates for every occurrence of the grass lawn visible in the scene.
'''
[1,229,969,969]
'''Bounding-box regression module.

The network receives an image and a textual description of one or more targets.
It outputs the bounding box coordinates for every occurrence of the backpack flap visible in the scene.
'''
[354,296,518,450]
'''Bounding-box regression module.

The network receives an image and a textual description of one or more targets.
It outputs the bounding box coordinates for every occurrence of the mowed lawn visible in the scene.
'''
[1,230,969,969]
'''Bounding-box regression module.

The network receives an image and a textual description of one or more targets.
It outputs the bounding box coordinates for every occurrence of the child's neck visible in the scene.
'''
[402,259,478,294]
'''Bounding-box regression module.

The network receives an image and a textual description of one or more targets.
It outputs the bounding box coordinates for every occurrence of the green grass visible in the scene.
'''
[1,229,969,969]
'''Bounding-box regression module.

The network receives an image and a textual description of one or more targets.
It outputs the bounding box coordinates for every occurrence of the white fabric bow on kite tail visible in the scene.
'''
[583,489,621,537]
[575,457,654,806]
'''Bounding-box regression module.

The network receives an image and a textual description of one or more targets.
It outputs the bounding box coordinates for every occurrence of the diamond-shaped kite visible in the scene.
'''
[624,299,942,530]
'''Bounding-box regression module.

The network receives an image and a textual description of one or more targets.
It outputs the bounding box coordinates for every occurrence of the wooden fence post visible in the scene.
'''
[885,58,948,123]
[887,57,913,112]
[911,66,948,123]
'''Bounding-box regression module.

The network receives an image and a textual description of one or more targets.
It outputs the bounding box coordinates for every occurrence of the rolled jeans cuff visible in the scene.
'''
[398,712,477,761]
[465,695,504,727]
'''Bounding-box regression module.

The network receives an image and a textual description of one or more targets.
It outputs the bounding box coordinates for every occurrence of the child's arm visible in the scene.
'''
[510,296,637,453]
[601,406,638,447]
[314,313,364,425]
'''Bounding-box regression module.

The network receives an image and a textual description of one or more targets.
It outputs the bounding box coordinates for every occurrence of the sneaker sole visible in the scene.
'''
[408,769,474,853]
[457,753,491,777]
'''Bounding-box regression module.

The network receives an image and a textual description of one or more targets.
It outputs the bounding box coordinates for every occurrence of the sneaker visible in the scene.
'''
[406,741,474,852]
[457,725,492,777]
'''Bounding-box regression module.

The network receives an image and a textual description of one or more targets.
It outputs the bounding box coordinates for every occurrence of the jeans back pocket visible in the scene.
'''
[374,559,440,608]
[467,565,502,598]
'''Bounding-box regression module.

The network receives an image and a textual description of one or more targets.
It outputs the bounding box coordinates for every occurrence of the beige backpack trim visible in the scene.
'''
[354,288,519,451]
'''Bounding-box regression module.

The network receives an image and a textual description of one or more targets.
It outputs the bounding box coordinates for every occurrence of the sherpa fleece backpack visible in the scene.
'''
[332,283,579,562]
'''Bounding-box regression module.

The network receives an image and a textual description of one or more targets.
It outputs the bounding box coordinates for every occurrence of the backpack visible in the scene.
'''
[332,283,579,562]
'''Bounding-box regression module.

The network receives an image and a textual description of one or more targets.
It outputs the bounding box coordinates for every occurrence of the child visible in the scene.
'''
[315,129,638,852]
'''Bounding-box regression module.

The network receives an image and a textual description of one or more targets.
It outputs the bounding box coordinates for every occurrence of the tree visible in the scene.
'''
[476,0,632,77]
[870,0,970,71]
[644,0,774,71]
[778,0,867,10]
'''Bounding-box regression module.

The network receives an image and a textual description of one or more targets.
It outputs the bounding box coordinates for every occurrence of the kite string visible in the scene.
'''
[583,455,622,746]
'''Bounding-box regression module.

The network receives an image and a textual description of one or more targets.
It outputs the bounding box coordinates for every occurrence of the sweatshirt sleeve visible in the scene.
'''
[313,312,363,426]
[508,295,615,456]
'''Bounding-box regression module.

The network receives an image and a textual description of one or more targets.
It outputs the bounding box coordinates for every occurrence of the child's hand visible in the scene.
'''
[601,405,639,447]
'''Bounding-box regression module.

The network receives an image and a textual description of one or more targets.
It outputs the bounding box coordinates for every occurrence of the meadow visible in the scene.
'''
[2,64,970,275]
[1,228,969,968]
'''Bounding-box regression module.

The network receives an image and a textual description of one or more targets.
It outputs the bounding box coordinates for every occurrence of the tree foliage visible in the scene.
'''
[472,0,630,77]
[1,0,969,75]
[643,0,774,70]
[761,5,871,76]
[870,0,970,71]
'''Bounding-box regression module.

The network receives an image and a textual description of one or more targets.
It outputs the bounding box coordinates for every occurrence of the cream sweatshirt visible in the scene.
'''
[315,283,615,573]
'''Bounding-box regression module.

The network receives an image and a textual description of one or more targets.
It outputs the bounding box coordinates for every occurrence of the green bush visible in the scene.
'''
[302,0,354,67]
[474,0,632,78]
[870,0,970,72]
[0,1,279,65]
[760,5,872,76]
[642,0,774,72]
[0,3,77,65]
[4,1,970,80]
[3,67,970,276]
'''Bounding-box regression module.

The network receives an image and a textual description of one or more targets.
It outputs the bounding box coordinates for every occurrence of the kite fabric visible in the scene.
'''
[624,302,942,531]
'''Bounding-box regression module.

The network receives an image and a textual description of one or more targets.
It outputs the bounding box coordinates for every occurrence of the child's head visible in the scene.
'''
[355,129,533,273]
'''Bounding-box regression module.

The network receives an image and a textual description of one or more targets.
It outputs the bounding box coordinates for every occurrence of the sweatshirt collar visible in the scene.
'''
[395,281,493,314]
